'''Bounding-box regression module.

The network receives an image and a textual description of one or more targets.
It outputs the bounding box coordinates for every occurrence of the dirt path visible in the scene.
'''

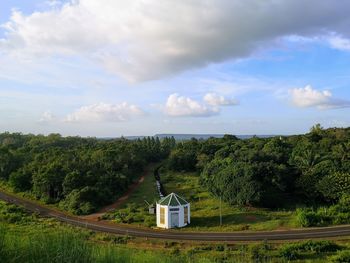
[82,164,155,221]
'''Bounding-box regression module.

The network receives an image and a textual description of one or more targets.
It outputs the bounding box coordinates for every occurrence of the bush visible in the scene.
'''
[144,216,155,227]
[0,202,31,223]
[329,194,350,224]
[279,240,339,260]
[298,240,339,253]
[296,195,350,227]
[250,242,271,262]
[215,244,225,251]
[279,244,300,260]
[331,250,350,262]
[296,208,331,227]
[111,236,131,244]
[60,187,100,215]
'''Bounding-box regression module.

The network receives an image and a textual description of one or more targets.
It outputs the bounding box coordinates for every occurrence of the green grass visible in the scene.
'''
[139,170,297,232]
[0,224,184,263]
[109,169,298,231]
[1,200,350,263]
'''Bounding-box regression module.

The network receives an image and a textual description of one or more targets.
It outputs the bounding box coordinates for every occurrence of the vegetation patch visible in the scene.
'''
[296,195,350,227]
[0,133,175,215]
[1,201,350,263]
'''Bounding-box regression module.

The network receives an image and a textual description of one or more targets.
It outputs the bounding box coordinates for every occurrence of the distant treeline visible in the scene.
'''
[0,133,175,214]
[167,125,350,207]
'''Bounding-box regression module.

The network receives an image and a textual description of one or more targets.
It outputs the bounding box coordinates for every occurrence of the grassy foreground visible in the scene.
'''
[1,201,350,262]
[0,225,180,263]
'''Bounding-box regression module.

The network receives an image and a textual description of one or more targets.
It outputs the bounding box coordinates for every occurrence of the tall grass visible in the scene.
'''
[0,224,7,259]
[1,218,348,263]
[0,224,185,263]
[1,229,92,263]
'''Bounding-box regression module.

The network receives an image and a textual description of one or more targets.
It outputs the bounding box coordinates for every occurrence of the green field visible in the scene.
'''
[162,172,295,231]
[109,169,298,231]
[162,171,297,232]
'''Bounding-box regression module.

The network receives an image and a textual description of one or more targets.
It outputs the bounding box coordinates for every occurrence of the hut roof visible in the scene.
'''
[158,193,188,206]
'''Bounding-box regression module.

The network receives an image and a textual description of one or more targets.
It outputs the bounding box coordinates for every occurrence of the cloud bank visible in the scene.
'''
[2,0,350,81]
[164,93,236,117]
[164,94,218,117]
[38,111,56,123]
[65,102,144,123]
[204,93,238,106]
[289,85,350,109]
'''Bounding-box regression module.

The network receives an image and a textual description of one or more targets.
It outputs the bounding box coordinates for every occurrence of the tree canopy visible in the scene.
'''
[167,126,350,207]
[0,133,175,214]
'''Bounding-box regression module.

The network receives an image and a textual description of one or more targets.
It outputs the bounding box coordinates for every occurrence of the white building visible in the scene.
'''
[156,193,190,229]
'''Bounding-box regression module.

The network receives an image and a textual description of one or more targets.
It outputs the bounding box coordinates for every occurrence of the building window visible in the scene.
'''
[184,206,188,224]
[160,207,165,224]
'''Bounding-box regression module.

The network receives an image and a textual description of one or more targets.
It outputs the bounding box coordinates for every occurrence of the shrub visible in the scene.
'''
[0,202,31,223]
[112,236,131,244]
[298,240,339,253]
[330,250,350,262]
[60,188,98,215]
[215,244,225,251]
[295,195,350,227]
[296,208,331,227]
[250,242,271,262]
[279,240,339,260]
[279,244,300,260]
[328,194,350,224]
[144,216,155,227]
[332,213,350,225]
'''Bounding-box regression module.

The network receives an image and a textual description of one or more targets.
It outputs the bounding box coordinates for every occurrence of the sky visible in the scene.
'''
[0,0,349,137]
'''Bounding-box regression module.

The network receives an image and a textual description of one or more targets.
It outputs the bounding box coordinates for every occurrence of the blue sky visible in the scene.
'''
[0,0,349,136]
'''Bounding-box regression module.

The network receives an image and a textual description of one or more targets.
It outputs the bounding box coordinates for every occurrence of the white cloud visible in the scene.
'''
[203,93,238,106]
[164,94,219,117]
[38,111,55,123]
[65,102,145,122]
[289,85,350,109]
[328,35,350,51]
[45,0,63,7]
[2,1,350,81]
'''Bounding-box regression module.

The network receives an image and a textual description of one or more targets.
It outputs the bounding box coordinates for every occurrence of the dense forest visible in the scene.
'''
[167,125,350,209]
[0,125,349,220]
[0,133,175,214]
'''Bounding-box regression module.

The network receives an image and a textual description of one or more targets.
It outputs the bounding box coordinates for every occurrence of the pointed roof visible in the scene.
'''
[158,193,188,206]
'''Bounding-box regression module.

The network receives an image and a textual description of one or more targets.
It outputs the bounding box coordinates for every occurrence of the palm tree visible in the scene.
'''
[292,148,327,172]
[333,142,350,162]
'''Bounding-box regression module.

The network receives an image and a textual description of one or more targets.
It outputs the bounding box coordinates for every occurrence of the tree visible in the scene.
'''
[309,123,324,142]
[317,172,350,200]
[201,159,261,206]
[62,171,85,195]
[332,142,350,163]
[167,142,198,171]
[0,147,19,179]
[9,168,32,192]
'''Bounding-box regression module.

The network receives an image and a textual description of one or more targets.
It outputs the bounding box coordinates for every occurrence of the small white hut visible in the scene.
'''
[156,193,190,229]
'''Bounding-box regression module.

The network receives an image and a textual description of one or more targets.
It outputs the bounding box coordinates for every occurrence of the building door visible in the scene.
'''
[171,213,179,227]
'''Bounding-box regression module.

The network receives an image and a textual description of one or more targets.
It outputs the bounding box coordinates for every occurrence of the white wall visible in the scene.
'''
[157,203,190,229]
[156,204,169,228]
